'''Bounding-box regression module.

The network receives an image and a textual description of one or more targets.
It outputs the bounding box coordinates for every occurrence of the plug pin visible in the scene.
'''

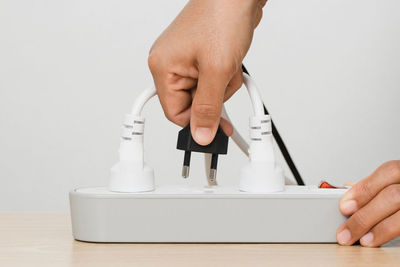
[208,169,217,185]
[208,153,218,186]
[182,166,190,178]
[182,150,191,178]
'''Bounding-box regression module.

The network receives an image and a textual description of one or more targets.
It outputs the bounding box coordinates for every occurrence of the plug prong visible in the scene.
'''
[182,151,191,178]
[208,153,218,186]
[182,166,190,178]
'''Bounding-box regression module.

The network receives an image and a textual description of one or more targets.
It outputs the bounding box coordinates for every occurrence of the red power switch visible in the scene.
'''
[319,181,337,188]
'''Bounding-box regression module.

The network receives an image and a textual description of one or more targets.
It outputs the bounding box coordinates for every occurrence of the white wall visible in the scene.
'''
[0,0,399,211]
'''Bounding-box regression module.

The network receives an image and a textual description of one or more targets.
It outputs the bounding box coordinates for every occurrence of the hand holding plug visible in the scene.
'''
[148,0,267,146]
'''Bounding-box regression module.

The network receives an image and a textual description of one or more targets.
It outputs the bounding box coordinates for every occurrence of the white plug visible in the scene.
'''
[239,114,284,193]
[238,74,285,193]
[109,87,156,193]
[109,114,155,192]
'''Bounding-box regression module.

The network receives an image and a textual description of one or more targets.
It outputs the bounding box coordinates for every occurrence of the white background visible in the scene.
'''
[0,0,399,211]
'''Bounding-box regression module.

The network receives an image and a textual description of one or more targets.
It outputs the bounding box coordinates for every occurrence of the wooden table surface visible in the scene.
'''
[0,213,399,267]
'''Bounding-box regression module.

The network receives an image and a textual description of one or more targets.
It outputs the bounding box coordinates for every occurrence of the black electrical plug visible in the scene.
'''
[176,124,229,185]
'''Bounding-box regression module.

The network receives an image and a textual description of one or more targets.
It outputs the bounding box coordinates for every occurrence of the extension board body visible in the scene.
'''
[69,185,347,243]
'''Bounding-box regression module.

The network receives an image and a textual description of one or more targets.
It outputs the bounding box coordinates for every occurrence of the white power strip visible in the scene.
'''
[70,185,347,243]
[70,73,348,243]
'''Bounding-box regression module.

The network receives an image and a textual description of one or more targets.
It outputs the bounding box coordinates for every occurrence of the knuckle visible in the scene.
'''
[206,59,237,76]
[382,161,400,180]
[172,115,187,127]
[229,75,243,91]
[163,109,175,123]
[380,220,398,238]
[350,211,370,230]
[192,103,220,120]
[161,106,178,124]
[147,50,161,72]
[160,99,189,127]
[382,184,400,206]
[354,182,374,200]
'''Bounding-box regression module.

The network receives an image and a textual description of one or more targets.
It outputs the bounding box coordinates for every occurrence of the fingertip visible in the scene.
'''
[339,188,356,214]
[360,232,375,247]
[336,227,352,246]
[339,199,358,215]
[192,126,215,146]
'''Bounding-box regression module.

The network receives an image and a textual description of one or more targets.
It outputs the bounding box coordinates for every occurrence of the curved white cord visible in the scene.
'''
[242,73,264,116]
[130,86,157,116]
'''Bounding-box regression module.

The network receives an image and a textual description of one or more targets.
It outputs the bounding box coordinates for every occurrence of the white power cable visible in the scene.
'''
[130,86,157,116]
[242,73,264,116]
[109,86,158,192]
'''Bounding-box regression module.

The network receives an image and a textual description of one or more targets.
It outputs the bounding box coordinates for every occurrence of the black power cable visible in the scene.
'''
[242,64,305,186]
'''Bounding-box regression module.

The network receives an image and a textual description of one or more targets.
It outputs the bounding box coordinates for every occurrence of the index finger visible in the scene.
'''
[340,161,400,215]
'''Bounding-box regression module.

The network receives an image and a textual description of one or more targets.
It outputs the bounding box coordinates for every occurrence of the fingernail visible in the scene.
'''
[341,200,357,214]
[360,232,374,247]
[194,127,213,145]
[337,228,351,245]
